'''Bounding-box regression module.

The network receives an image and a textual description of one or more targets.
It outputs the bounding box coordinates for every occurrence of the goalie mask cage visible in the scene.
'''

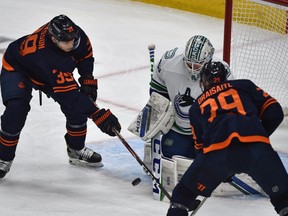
[223,0,288,112]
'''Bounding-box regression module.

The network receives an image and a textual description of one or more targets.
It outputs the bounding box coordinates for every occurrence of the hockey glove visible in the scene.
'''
[90,109,121,136]
[78,75,98,102]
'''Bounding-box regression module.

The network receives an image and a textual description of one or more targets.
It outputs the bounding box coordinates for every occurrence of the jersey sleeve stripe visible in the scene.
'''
[53,84,78,93]
[2,55,14,71]
[259,98,278,117]
[76,51,93,63]
[203,132,270,154]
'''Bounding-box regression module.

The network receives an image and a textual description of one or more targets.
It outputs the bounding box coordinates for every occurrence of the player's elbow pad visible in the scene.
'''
[261,103,284,136]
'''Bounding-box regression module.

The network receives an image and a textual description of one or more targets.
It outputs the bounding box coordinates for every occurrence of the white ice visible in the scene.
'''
[0,0,287,215]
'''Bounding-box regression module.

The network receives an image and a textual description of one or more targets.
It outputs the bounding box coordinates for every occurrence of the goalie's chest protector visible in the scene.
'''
[160,52,203,130]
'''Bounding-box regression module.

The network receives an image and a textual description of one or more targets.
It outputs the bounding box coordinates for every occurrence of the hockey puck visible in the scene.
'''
[132,177,141,186]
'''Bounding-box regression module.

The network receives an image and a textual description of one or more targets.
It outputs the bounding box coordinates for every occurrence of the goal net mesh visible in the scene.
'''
[230,0,288,111]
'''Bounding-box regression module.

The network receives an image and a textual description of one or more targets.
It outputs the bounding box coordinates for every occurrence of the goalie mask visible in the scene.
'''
[200,61,230,91]
[184,35,215,81]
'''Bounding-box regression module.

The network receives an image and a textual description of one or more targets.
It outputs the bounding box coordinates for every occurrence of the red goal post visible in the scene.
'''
[223,0,288,114]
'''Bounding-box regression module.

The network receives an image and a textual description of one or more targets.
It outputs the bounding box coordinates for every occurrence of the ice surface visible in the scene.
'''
[0,0,287,215]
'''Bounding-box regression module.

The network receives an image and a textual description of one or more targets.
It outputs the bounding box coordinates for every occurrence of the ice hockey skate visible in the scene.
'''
[65,134,103,167]
[67,146,103,167]
[0,159,12,178]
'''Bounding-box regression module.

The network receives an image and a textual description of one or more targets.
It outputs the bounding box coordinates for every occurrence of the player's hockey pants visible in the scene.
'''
[171,140,288,214]
[0,70,32,161]
[0,69,88,161]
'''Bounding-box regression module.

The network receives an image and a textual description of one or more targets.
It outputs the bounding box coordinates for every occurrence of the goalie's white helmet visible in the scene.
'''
[184,35,215,80]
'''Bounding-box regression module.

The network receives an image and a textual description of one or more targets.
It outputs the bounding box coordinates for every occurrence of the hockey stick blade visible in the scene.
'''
[230,176,261,195]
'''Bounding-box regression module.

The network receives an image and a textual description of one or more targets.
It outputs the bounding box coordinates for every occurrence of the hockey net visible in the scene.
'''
[223,0,288,115]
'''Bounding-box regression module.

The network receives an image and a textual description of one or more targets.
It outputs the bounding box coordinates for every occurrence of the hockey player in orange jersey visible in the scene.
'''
[167,61,288,216]
[0,15,121,178]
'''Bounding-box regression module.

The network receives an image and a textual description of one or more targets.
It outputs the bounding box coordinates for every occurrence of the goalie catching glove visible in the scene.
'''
[90,108,121,136]
[79,75,98,102]
[128,92,174,141]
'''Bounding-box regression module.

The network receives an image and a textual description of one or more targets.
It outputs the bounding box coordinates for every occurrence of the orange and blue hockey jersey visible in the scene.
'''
[2,22,97,114]
[189,79,284,154]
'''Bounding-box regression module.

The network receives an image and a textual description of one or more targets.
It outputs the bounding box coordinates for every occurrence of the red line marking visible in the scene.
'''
[97,65,149,112]
[97,98,141,112]
[97,65,149,79]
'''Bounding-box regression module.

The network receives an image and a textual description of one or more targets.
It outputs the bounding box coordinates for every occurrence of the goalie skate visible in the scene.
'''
[67,147,103,168]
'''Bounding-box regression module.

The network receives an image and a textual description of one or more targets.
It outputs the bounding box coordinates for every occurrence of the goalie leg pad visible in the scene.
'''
[143,141,152,171]
[161,156,177,192]
[172,155,193,182]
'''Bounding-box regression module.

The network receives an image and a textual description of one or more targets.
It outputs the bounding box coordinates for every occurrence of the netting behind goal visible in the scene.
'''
[223,0,288,111]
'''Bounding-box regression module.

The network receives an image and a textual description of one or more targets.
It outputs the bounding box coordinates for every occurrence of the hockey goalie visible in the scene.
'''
[128,35,264,201]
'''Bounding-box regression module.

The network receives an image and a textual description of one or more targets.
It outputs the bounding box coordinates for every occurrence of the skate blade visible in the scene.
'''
[69,158,103,168]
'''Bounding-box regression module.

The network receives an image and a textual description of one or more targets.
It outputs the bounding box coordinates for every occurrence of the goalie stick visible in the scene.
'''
[228,176,261,195]
[147,44,167,200]
[148,44,155,79]
[112,128,172,201]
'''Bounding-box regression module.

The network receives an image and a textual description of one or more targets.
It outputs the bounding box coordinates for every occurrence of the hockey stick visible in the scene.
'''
[190,197,207,216]
[189,176,261,215]
[189,177,261,216]
[229,176,261,195]
[39,90,42,106]
[189,176,259,216]
[148,44,155,79]
[112,128,172,201]
[190,176,261,216]
[189,175,261,215]
[147,43,166,200]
